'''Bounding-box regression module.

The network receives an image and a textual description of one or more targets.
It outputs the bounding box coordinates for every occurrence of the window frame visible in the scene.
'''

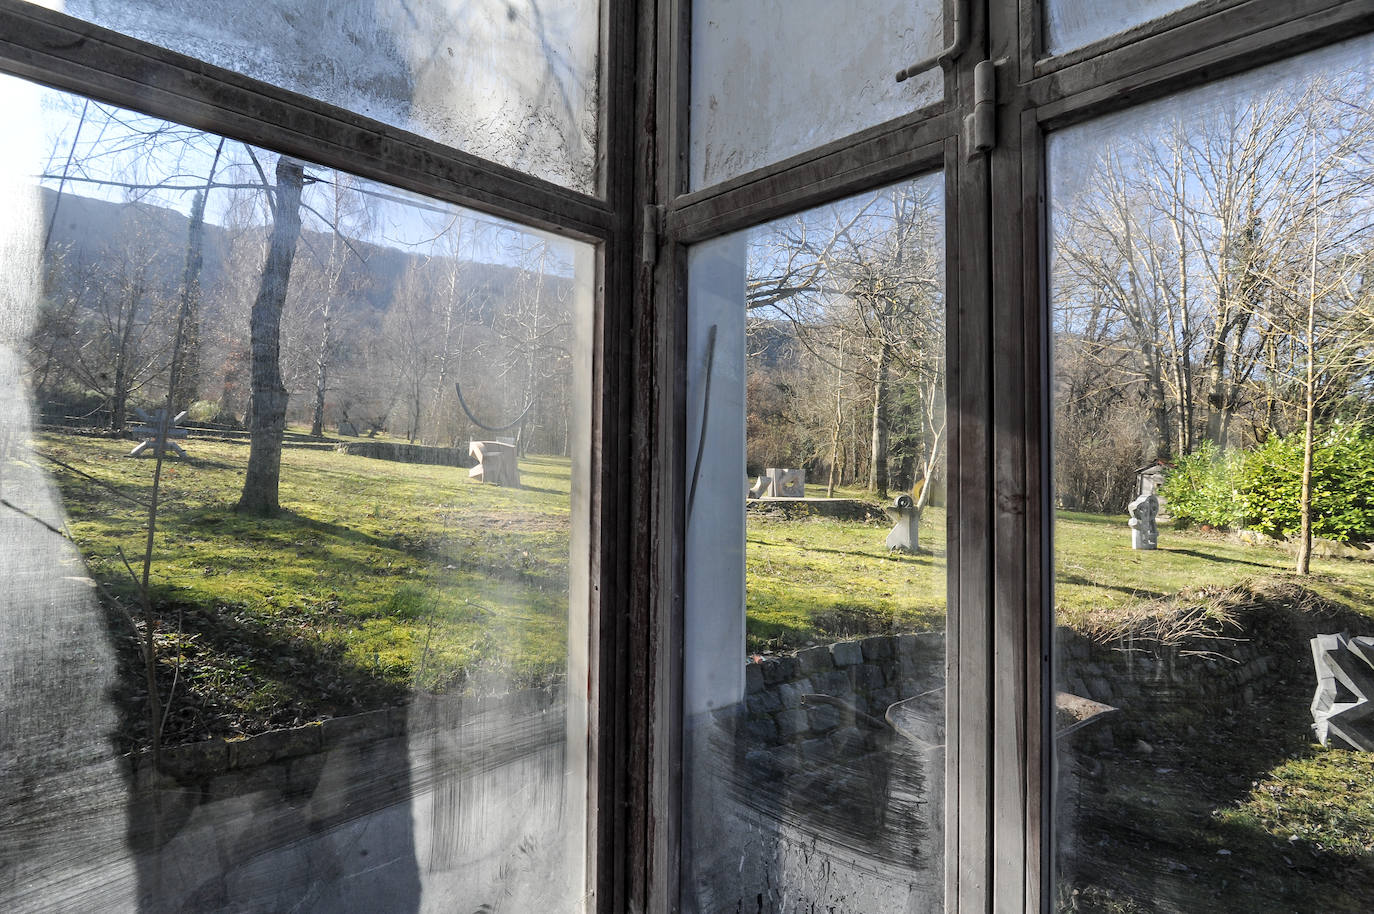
[641,0,1374,912]
[4,0,1374,911]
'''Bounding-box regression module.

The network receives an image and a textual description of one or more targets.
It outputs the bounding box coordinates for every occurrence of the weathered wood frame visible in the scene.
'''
[4,0,1374,911]
[642,1,1374,913]
[0,0,644,911]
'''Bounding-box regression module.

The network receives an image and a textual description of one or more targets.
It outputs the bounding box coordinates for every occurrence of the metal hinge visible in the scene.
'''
[962,59,997,160]
[642,203,664,265]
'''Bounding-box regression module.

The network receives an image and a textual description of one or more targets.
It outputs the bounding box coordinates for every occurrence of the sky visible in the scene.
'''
[2,70,584,277]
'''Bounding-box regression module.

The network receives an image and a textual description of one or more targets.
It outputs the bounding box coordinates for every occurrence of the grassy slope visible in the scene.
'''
[1055,509,1374,629]
[37,430,571,742]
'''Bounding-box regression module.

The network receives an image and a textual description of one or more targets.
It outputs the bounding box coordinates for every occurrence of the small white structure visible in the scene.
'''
[468,440,520,487]
[1127,493,1158,550]
[765,467,804,497]
[885,494,920,553]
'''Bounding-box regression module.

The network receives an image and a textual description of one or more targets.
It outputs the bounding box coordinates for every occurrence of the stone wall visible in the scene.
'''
[334,440,475,467]
[734,626,1285,751]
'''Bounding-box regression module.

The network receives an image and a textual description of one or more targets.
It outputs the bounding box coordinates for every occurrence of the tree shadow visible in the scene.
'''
[1057,597,1374,912]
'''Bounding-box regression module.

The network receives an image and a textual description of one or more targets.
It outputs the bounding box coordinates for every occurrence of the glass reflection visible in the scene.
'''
[683,174,946,911]
[29,0,602,193]
[689,0,942,189]
[1051,37,1374,914]
[0,74,590,912]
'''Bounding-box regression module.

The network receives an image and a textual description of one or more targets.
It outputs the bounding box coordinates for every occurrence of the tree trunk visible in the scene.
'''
[237,159,305,516]
[171,189,207,412]
[309,297,332,438]
[869,341,891,498]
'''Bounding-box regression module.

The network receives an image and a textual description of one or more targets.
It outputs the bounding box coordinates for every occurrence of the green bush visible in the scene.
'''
[1235,425,1374,544]
[1160,441,1244,530]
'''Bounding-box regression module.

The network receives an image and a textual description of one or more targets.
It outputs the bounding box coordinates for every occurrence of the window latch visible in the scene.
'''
[962,59,997,159]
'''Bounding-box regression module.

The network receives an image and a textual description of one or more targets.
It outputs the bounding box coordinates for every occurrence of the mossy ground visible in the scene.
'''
[33,429,571,745]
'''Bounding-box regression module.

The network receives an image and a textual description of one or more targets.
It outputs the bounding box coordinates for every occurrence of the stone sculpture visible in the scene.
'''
[747,475,771,499]
[885,494,920,553]
[1310,633,1374,750]
[468,440,520,487]
[1127,493,1158,550]
[765,467,804,498]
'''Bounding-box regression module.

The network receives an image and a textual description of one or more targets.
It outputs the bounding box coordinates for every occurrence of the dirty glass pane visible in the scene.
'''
[0,73,592,911]
[1051,37,1374,913]
[27,0,602,194]
[683,174,947,910]
[689,0,943,190]
[1044,0,1203,56]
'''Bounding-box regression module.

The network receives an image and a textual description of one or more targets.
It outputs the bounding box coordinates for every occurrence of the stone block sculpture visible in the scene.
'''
[885,494,920,553]
[1311,633,1374,750]
[468,440,520,487]
[747,475,771,499]
[1127,493,1158,550]
[765,467,804,498]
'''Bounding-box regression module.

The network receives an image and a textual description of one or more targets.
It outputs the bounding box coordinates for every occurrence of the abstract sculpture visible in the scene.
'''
[468,440,520,487]
[885,494,919,553]
[765,467,805,497]
[1310,633,1374,750]
[1128,493,1158,550]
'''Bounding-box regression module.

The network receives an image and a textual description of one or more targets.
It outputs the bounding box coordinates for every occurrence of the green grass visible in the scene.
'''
[1054,509,1374,630]
[32,430,572,743]
[745,505,946,652]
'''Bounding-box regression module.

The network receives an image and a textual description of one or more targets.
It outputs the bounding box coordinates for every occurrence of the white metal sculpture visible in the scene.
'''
[1311,633,1374,751]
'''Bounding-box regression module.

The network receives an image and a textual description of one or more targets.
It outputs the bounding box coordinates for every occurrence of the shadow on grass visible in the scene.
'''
[1161,547,1276,569]
[747,536,940,564]
[1057,571,1168,601]
[99,589,411,751]
[1058,595,1374,912]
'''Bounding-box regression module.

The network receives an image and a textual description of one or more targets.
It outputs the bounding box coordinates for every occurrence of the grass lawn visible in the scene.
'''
[745,500,946,653]
[1055,509,1374,632]
[32,429,572,744]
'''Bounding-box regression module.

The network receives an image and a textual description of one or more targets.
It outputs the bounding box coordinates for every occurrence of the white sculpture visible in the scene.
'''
[1311,633,1374,751]
[1128,493,1158,550]
[747,475,772,499]
[468,440,520,487]
[765,467,804,498]
[885,494,920,553]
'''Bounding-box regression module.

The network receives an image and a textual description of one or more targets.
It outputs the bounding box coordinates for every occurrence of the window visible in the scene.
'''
[2,0,1372,911]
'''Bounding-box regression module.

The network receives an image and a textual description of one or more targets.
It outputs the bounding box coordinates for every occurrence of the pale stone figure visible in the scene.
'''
[1311,633,1374,750]
[468,440,520,487]
[747,475,771,499]
[765,467,804,497]
[1127,493,1158,550]
[885,494,919,553]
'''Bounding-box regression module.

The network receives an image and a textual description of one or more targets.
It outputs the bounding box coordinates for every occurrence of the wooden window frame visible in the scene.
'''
[636,1,1374,913]
[3,0,1374,911]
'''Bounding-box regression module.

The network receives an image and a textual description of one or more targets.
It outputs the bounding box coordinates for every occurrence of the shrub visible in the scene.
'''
[1235,425,1374,544]
[1160,441,1244,530]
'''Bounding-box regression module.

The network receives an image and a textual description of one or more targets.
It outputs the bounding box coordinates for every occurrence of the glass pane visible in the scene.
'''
[1051,38,1374,913]
[683,174,947,910]
[689,0,943,190]
[1044,0,1200,56]
[1,73,592,911]
[29,0,602,194]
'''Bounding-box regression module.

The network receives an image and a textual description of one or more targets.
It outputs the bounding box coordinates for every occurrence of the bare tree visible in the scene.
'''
[237,157,305,516]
